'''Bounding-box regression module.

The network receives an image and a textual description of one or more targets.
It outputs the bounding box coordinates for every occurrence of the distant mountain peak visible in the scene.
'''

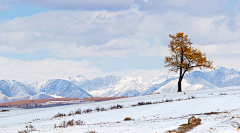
[76,74,85,78]
[215,66,236,71]
[67,74,86,80]
[0,66,240,104]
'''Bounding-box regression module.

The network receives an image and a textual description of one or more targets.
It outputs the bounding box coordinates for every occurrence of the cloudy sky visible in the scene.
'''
[0,0,239,82]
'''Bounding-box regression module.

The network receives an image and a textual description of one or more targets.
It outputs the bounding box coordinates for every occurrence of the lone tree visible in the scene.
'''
[164,32,214,92]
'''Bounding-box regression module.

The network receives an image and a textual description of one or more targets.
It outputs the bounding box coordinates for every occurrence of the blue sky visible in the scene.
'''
[0,0,240,82]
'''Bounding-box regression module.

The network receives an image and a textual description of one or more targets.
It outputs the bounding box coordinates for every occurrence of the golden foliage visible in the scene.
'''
[165,32,214,75]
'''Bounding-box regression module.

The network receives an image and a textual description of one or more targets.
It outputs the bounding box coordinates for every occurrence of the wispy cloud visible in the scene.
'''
[135,0,230,16]
[5,0,134,11]
[1,9,240,58]
[0,57,101,82]
[0,3,11,12]
[0,0,240,81]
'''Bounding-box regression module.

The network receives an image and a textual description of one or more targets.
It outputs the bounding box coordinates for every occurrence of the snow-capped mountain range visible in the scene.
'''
[0,67,240,103]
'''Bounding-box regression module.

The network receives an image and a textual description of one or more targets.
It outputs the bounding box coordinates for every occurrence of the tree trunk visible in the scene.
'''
[177,76,183,92]
[178,64,183,92]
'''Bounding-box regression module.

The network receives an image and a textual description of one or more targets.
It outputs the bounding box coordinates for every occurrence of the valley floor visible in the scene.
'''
[1,86,240,133]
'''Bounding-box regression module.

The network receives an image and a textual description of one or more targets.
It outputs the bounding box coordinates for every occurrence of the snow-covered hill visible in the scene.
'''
[1,67,240,103]
[80,76,151,97]
[0,80,39,103]
[66,74,89,87]
[0,79,92,103]
[66,67,240,97]
[142,67,240,94]
[0,80,36,97]
[2,86,240,133]
[40,79,92,98]
[0,92,56,104]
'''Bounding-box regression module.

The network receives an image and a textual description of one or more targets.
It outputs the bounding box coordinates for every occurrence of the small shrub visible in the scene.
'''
[68,110,74,116]
[101,107,107,111]
[219,92,227,95]
[188,96,195,99]
[95,106,107,112]
[18,124,36,133]
[66,119,74,126]
[18,130,28,133]
[54,112,66,118]
[110,105,115,110]
[145,101,153,105]
[164,99,173,102]
[110,104,123,110]
[85,131,98,133]
[83,108,93,113]
[136,101,152,106]
[28,124,35,131]
[131,104,137,107]
[137,102,145,105]
[95,106,101,112]
[117,104,123,109]
[59,120,67,128]
[55,119,85,128]
[75,119,85,125]
[124,117,132,121]
[75,108,82,114]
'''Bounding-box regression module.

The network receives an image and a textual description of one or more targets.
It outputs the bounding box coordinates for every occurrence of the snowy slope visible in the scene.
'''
[40,79,92,98]
[26,79,93,99]
[66,67,240,97]
[78,75,150,97]
[142,75,179,95]
[1,67,240,104]
[196,67,240,87]
[30,93,55,100]
[25,81,46,93]
[0,79,92,103]
[66,74,89,87]
[142,67,240,94]
[0,80,36,98]
[0,92,57,104]
[78,75,122,92]
[150,74,179,85]
[1,86,240,133]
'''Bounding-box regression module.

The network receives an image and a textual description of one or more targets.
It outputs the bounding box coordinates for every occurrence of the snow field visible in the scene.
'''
[1,86,240,132]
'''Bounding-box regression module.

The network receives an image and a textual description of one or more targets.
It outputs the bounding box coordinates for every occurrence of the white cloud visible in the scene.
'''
[0,57,102,82]
[143,0,149,3]
[211,56,240,71]
[135,0,229,16]
[0,9,166,57]
[0,4,11,12]
[0,55,238,82]
[194,43,240,56]
[0,5,240,60]
[7,0,134,11]
[53,38,152,58]
[1,0,240,82]
[0,56,177,82]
